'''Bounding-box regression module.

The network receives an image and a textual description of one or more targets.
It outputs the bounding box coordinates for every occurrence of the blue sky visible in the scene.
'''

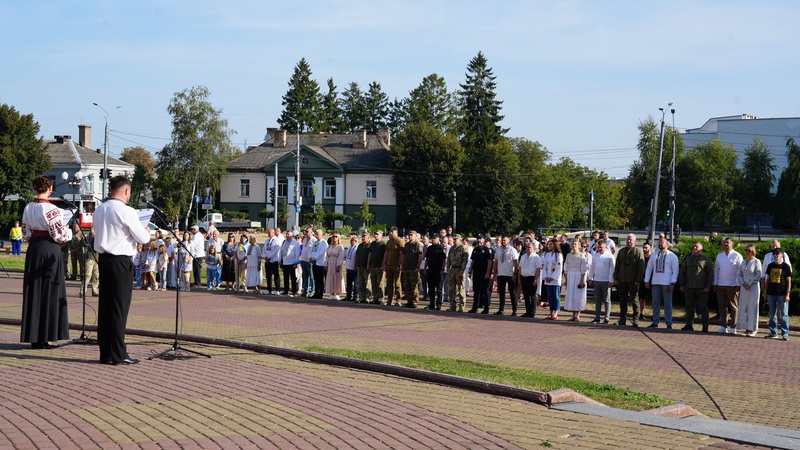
[2,0,798,178]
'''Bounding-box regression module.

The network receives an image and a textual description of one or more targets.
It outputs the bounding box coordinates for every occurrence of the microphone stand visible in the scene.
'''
[59,197,98,347]
[146,202,211,360]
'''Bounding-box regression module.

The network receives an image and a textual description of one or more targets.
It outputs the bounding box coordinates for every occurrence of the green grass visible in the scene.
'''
[302,346,672,411]
[0,253,25,271]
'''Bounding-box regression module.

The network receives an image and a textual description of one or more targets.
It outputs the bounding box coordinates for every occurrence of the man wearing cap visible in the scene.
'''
[447,234,470,312]
[189,225,206,286]
[367,230,386,304]
[279,231,302,296]
[468,234,494,314]
[383,226,405,306]
[401,231,424,308]
[355,231,372,303]
[614,233,646,327]
[424,234,446,310]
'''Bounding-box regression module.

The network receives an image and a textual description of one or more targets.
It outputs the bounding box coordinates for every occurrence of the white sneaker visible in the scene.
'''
[716,326,728,333]
[272,290,280,295]
[729,328,737,335]
[334,295,340,300]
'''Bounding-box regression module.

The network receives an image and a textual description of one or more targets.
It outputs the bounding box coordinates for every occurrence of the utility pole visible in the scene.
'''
[648,103,672,245]
[93,103,120,200]
[669,108,677,244]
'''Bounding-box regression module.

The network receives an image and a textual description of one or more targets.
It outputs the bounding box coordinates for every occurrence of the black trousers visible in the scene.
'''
[521,276,537,315]
[313,264,325,298]
[282,264,298,294]
[192,258,202,285]
[345,269,358,300]
[471,275,490,310]
[98,253,134,364]
[265,261,280,291]
[427,271,442,307]
[497,275,518,313]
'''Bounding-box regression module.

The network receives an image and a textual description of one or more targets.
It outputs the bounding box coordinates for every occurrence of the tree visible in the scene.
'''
[623,116,685,229]
[120,146,155,208]
[152,86,239,227]
[340,82,367,132]
[742,138,776,240]
[304,202,326,228]
[278,58,322,133]
[0,103,51,202]
[512,137,551,230]
[465,139,521,235]
[386,97,407,133]
[390,122,465,231]
[364,81,389,133]
[676,138,740,230]
[774,137,800,229]
[406,73,457,135]
[353,199,374,228]
[319,78,347,133]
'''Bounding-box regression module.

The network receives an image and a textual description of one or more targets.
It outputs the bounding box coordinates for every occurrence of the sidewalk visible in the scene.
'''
[1,277,795,449]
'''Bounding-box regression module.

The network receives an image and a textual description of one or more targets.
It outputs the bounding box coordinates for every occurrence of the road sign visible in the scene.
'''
[296,205,301,213]
[203,195,212,204]
[202,204,212,210]
[195,195,201,204]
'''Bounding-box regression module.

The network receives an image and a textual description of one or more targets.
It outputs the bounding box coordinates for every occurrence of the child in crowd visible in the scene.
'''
[206,246,220,290]
[133,244,142,290]
[181,254,193,292]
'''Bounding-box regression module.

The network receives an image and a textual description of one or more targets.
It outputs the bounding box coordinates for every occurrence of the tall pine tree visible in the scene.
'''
[278,58,322,133]
[458,52,508,155]
[340,82,367,132]
[406,73,456,135]
[320,78,347,133]
[364,81,389,133]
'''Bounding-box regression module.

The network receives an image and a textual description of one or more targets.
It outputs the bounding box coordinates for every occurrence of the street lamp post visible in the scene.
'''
[669,108,677,244]
[286,115,301,229]
[647,102,672,245]
[93,102,120,200]
[62,170,84,213]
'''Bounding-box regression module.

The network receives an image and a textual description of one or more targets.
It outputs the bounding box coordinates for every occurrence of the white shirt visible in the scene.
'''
[495,246,519,277]
[280,239,301,265]
[21,201,72,244]
[645,250,679,286]
[300,236,315,261]
[590,251,615,283]
[519,251,542,278]
[345,244,359,271]
[190,231,206,259]
[541,251,563,286]
[309,239,328,266]
[269,234,285,263]
[93,198,150,256]
[206,238,222,254]
[714,250,743,286]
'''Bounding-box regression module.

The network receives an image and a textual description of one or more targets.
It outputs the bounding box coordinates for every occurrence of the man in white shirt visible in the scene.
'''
[493,235,519,316]
[344,237,359,302]
[603,231,616,254]
[589,239,615,324]
[714,237,743,334]
[299,226,316,297]
[645,236,680,329]
[280,231,302,296]
[189,225,206,286]
[518,238,542,317]
[260,229,279,295]
[93,176,151,365]
[308,229,328,299]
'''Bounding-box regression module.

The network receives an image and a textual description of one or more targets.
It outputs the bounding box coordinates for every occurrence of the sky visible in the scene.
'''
[2,0,799,178]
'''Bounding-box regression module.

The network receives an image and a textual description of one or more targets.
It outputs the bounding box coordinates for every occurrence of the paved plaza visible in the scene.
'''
[0,275,797,449]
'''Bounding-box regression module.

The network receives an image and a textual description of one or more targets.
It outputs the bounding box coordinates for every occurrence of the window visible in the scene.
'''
[277,179,287,198]
[302,180,314,198]
[366,180,377,200]
[301,156,309,165]
[240,179,250,198]
[324,179,336,199]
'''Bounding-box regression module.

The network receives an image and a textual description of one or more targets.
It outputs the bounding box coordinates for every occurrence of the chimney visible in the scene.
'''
[55,135,64,143]
[78,124,91,148]
[271,129,288,148]
[377,127,391,147]
[353,129,367,149]
[64,135,72,141]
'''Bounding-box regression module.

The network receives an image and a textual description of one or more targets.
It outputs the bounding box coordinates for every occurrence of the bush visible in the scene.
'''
[368,223,387,236]
[334,225,353,236]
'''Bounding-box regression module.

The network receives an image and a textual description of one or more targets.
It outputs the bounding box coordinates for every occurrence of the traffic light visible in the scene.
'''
[269,187,275,203]
[99,169,104,179]
[666,209,671,218]
[106,169,112,178]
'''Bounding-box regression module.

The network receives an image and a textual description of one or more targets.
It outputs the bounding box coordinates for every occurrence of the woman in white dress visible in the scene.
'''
[325,234,345,300]
[245,235,263,293]
[737,244,762,337]
[563,240,589,321]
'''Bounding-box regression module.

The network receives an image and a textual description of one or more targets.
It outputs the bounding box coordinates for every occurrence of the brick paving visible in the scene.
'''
[0,276,794,448]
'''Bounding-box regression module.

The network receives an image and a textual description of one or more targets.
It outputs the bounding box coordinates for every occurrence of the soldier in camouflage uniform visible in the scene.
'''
[401,231,424,308]
[447,234,469,312]
[355,231,372,303]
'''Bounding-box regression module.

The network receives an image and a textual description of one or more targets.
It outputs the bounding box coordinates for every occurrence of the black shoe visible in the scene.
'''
[494,311,504,316]
[647,323,658,328]
[480,309,489,314]
[681,325,694,331]
[435,305,441,310]
[617,320,626,326]
[638,314,646,321]
[511,312,517,317]
[114,358,140,365]
[666,324,672,330]
[590,319,601,324]
[426,305,436,310]
[467,309,477,314]
[602,319,609,324]
[521,312,534,318]
[710,314,720,321]
[702,325,709,333]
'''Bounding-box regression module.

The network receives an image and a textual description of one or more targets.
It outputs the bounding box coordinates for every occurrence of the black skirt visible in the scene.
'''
[21,237,70,343]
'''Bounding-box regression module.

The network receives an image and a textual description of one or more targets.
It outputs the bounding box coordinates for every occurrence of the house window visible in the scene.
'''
[366,180,377,200]
[240,179,250,198]
[302,180,314,198]
[324,179,336,199]
[277,179,287,198]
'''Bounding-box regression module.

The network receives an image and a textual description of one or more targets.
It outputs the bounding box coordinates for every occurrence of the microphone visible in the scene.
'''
[60,196,79,210]
[146,201,166,215]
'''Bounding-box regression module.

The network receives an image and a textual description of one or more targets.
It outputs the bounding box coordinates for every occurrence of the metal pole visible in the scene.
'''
[452,190,457,231]
[274,163,279,228]
[295,125,300,229]
[647,103,671,244]
[589,190,594,232]
[93,103,120,200]
[669,108,677,244]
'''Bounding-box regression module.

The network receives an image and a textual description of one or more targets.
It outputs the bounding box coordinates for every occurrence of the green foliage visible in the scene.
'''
[386,97,407,133]
[774,137,800,229]
[368,223,387,236]
[465,139,521,235]
[333,224,353,236]
[152,86,239,226]
[277,198,289,229]
[120,146,155,207]
[0,198,28,236]
[742,138,776,237]
[258,209,274,219]
[0,103,51,202]
[325,211,352,230]
[220,209,249,221]
[353,199,374,228]
[364,81,389,134]
[390,122,465,231]
[319,78,347,133]
[303,202,326,228]
[406,73,457,135]
[677,138,740,229]
[340,82,367,132]
[278,58,322,133]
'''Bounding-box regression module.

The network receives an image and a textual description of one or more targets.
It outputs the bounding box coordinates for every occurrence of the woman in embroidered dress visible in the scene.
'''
[245,235,262,292]
[541,239,564,320]
[325,234,345,300]
[563,240,589,321]
[737,244,762,337]
[20,176,73,349]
